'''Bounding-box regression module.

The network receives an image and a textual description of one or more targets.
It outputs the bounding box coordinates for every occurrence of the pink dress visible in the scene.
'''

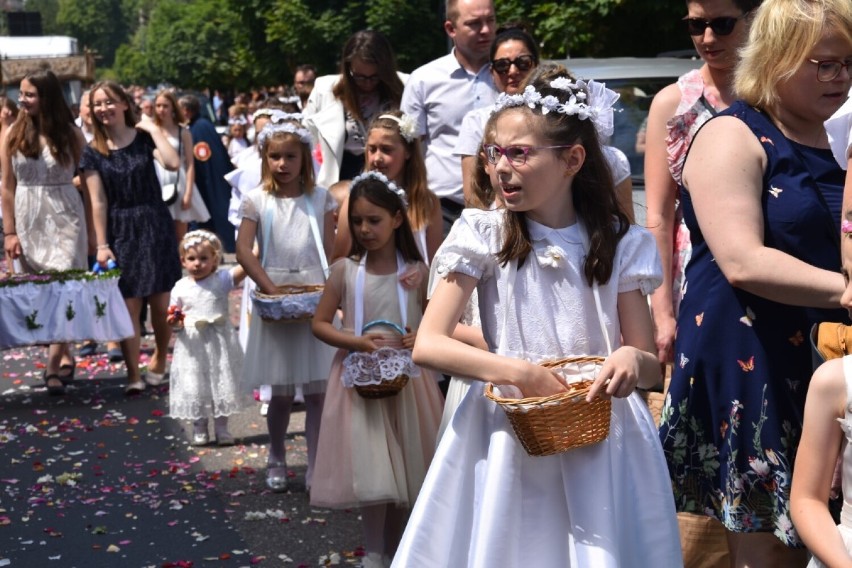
[665,69,722,315]
[310,258,444,509]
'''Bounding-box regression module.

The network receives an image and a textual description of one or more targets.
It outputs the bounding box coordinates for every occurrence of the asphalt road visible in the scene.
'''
[0,319,363,567]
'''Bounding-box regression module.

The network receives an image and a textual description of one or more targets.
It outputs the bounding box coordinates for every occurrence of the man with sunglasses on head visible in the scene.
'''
[402,0,499,234]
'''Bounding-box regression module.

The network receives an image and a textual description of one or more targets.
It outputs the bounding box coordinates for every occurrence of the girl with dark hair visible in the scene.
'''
[304,29,407,188]
[392,69,681,567]
[80,80,182,395]
[1,70,88,395]
[311,171,443,568]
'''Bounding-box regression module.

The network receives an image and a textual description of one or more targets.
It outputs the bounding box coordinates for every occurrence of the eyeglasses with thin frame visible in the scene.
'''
[807,58,852,82]
[349,70,380,84]
[491,55,535,75]
[682,15,743,36]
[483,143,574,167]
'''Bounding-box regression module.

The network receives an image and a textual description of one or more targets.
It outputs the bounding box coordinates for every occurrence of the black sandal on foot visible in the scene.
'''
[43,373,66,396]
[58,362,75,385]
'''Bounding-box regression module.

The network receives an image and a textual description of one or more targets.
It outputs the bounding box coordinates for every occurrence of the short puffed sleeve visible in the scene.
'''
[616,226,663,295]
[319,187,339,214]
[826,95,852,170]
[432,209,500,282]
[603,145,631,185]
[239,187,263,222]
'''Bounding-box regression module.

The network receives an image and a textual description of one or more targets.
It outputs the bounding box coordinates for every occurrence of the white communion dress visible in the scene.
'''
[392,209,683,568]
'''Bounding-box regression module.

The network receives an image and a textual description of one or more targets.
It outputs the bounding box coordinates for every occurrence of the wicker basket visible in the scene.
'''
[352,321,410,399]
[251,284,324,322]
[484,356,611,457]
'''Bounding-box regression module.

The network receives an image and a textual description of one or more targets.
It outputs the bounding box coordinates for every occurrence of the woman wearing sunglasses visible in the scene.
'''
[303,30,406,189]
[658,0,852,565]
[646,0,761,370]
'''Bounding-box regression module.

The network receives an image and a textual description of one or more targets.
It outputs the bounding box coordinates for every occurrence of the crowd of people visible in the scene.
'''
[1,0,851,566]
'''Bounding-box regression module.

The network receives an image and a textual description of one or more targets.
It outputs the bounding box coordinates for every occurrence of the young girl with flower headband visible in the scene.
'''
[167,230,248,445]
[330,109,442,264]
[311,171,444,568]
[227,115,250,159]
[392,68,682,566]
[236,120,337,492]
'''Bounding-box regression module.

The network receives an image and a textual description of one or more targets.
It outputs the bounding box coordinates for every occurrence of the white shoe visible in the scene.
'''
[259,403,268,416]
[266,462,288,492]
[124,380,146,395]
[192,432,209,446]
[145,370,167,386]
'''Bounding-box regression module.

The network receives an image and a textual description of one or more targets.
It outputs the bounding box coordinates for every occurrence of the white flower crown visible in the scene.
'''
[182,229,222,252]
[492,78,619,139]
[228,115,248,126]
[252,108,303,123]
[278,95,301,105]
[257,121,313,150]
[350,171,408,209]
[378,113,418,143]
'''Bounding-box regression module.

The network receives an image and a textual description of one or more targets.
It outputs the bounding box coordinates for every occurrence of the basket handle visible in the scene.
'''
[362,320,405,336]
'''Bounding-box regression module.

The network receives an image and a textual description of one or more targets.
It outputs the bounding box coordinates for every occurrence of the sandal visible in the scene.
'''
[266,462,289,493]
[58,361,75,385]
[42,372,66,396]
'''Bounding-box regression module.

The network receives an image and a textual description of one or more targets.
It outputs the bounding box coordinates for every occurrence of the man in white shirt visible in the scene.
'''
[402,0,498,232]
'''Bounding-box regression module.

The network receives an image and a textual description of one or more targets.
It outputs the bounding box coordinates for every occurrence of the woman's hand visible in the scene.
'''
[134,119,156,134]
[96,246,116,267]
[587,347,642,402]
[3,233,21,259]
[654,313,677,364]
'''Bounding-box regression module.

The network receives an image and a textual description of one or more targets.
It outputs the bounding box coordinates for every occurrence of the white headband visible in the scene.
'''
[252,109,303,123]
[182,229,222,252]
[350,171,408,209]
[377,113,418,143]
[493,78,619,139]
[257,121,312,150]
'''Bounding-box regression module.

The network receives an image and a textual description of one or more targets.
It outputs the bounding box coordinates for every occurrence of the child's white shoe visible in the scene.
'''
[145,370,167,386]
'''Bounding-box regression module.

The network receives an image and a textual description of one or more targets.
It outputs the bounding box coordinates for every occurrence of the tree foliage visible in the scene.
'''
[22,0,694,89]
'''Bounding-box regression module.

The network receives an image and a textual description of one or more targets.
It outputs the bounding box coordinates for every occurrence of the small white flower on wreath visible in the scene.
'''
[536,245,567,268]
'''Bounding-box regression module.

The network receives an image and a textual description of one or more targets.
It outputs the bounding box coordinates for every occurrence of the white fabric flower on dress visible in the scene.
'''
[536,245,567,268]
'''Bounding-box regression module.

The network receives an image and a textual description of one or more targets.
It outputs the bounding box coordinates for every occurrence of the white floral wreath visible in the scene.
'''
[182,229,222,252]
[378,113,418,143]
[256,121,313,150]
[492,78,619,139]
[228,115,248,126]
[350,171,408,208]
[252,108,303,123]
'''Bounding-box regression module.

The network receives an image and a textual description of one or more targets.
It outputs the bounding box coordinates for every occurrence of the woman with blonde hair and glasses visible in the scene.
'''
[659,0,852,565]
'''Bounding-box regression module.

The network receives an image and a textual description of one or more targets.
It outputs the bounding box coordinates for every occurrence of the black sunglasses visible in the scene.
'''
[682,15,742,36]
[491,55,535,75]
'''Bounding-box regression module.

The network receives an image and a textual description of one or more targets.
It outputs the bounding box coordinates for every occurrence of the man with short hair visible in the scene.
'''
[293,64,317,110]
[402,0,498,231]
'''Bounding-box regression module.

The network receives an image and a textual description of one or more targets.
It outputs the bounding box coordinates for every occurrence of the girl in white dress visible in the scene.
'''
[393,69,682,567]
[235,121,337,492]
[311,172,444,568]
[330,110,442,264]
[152,90,210,243]
[167,230,248,445]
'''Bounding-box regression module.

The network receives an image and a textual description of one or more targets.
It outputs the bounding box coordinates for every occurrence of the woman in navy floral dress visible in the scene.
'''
[658,0,852,564]
[80,81,181,394]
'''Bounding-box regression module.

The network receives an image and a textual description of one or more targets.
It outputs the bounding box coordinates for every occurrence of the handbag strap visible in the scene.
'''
[497,221,611,356]
[353,252,408,336]
[174,127,181,185]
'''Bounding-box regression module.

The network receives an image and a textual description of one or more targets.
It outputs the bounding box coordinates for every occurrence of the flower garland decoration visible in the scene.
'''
[252,108,303,124]
[350,171,408,209]
[228,115,248,126]
[256,121,312,150]
[492,78,620,139]
[0,268,120,289]
[378,113,418,143]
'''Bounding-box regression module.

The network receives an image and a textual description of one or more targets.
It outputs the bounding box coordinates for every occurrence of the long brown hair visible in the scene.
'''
[7,70,78,166]
[88,81,138,156]
[365,110,437,231]
[332,30,404,122]
[347,177,423,264]
[496,66,629,286]
[152,90,184,127]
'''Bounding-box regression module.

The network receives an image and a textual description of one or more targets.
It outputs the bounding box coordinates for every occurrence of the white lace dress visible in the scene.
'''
[168,269,248,419]
[392,208,683,568]
[154,129,210,223]
[12,145,86,272]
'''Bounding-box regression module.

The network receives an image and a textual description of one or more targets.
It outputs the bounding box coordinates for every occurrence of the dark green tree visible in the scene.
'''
[56,0,136,68]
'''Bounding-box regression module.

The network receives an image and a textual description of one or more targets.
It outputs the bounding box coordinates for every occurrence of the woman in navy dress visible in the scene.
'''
[80,81,181,394]
[658,0,852,565]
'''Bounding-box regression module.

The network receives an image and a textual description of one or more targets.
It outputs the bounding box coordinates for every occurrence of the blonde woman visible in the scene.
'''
[152,90,210,242]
